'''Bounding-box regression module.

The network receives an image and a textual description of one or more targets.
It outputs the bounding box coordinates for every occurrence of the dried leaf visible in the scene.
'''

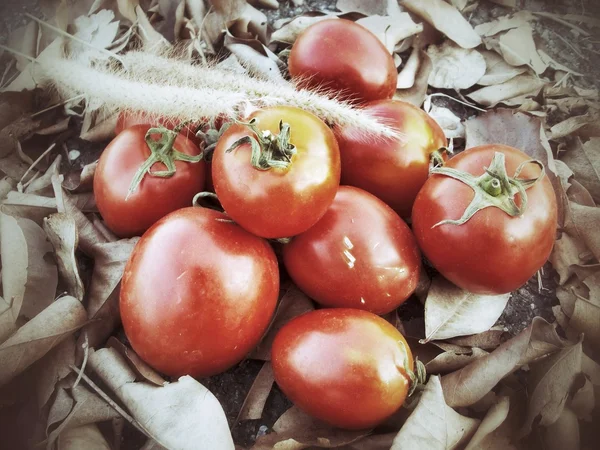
[467,74,545,106]
[336,0,402,16]
[569,202,600,261]
[338,433,395,450]
[561,138,600,203]
[569,296,600,352]
[271,15,336,44]
[204,0,268,45]
[394,50,432,106]
[63,193,108,254]
[0,296,86,386]
[35,335,76,410]
[356,14,423,53]
[426,105,465,139]
[426,42,485,89]
[446,329,507,350]
[237,362,274,421]
[397,46,420,89]
[441,317,569,407]
[475,11,534,37]
[6,38,63,92]
[542,407,580,450]
[570,377,595,421]
[550,111,600,140]
[498,25,547,74]
[391,376,480,450]
[106,337,165,386]
[550,234,591,285]
[401,0,481,49]
[464,396,511,450]
[63,161,97,193]
[58,424,111,450]
[224,34,285,83]
[89,347,235,450]
[426,348,488,374]
[423,277,510,342]
[478,50,527,86]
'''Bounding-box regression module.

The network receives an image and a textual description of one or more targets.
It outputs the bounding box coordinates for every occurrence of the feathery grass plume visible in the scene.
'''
[39,51,402,139]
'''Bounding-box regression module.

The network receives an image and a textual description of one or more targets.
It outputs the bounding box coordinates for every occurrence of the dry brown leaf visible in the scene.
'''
[391,376,479,450]
[569,296,600,352]
[0,90,39,132]
[478,50,527,86]
[426,105,464,139]
[464,396,511,450]
[135,5,171,50]
[35,336,76,409]
[394,50,432,106]
[568,202,600,261]
[397,46,420,89]
[89,347,235,450]
[356,14,423,54]
[224,33,285,83]
[550,111,600,140]
[401,0,481,49]
[446,329,507,350]
[58,424,111,450]
[542,407,580,450]
[570,377,595,421]
[475,11,534,37]
[80,114,117,142]
[423,276,510,342]
[271,14,336,44]
[426,348,488,374]
[519,339,582,436]
[550,234,591,285]
[441,317,569,408]
[204,0,268,45]
[237,361,274,421]
[561,138,600,203]
[338,433,396,450]
[106,337,165,386]
[63,193,108,255]
[426,42,485,89]
[336,0,402,16]
[0,296,86,387]
[467,74,545,107]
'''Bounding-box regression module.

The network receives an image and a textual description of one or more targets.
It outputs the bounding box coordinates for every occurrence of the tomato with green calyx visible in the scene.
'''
[289,19,397,103]
[272,308,423,430]
[412,144,557,295]
[283,186,421,314]
[212,106,340,239]
[120,206,279,378]
[335,99,447,218]
[94,124,205,238]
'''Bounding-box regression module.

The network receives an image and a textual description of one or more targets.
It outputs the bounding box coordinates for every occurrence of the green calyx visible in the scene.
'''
[430,151,545,228]
[227,118,296,171]
[407,358,427,397]
[127,123,203,199]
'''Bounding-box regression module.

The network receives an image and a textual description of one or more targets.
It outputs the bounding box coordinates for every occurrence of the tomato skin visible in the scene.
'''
[116,111,200,145]
[271,308,414,429]
[335,99,447,218]
[94,125,206,238]
[120,207,280,377]
[412,144,558,295]
[212,106,341,239]
[283,186,421,314]
[288,19,397,103]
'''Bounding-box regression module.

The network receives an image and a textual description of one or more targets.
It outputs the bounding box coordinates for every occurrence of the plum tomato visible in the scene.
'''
[212,106,340,239]
[116,110,201,145]
[271,308,414,429]
[288,19,397,103]
[94,124,206,238]
[412,144,558,295]
[335,99,447,218]
[120,206,280,378]
[283,186,421,314]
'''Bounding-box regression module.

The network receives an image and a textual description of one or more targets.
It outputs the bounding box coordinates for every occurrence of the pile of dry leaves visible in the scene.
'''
[0,0,599,449]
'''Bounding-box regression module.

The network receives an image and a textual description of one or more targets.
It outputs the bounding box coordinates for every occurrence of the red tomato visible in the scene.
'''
[212,106,341,239]
[283,186,421,314]
[116,111,201,145]
[288,19,397,103]
[412,144,558,294]
[120,207,280,377]
[335,99,447,218]
[272,308,414,429]
[94,124,206,238]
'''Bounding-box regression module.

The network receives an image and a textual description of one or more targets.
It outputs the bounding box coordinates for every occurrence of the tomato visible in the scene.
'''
[271,308,414,429]
[335,99,447,218]
[94,124,206,238]
[412,144,557,295]
[212,106,340,239]
[288,19,397,103]
[283,186,421,314]
[120,207,280,377]
[116,111,200,145]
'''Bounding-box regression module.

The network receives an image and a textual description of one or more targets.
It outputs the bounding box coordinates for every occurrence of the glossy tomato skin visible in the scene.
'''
[120,207,280,377]
[212,106,341,239]
[94,125,206,238]
[283,186,421,314]
[289,19,397,103]
[272,308,414,429]
[412,144,558,295]
[336,99,447,218]
[116,111,200,145]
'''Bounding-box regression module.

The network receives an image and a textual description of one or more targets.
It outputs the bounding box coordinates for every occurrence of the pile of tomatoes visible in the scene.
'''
[94,19,557,430]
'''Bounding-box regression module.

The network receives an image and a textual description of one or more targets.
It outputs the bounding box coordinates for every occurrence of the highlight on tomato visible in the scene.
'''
[94,124,206,238]
[412,144,558,295]
[212,105,341,239]
[120,206,280,378]
[335,99,447,218]
[283,186,421,315]
[271,308,422,430]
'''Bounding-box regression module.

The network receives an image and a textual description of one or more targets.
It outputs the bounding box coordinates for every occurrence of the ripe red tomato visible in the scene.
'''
[94,124,206,238]
[335,99,447,218]
[283,186,421,314]
[120,207,280,377]
[412,144,558,294]
[288,19,397,103]
[212,106,340,239]
[272,308,414,429]
[116,111,200,145]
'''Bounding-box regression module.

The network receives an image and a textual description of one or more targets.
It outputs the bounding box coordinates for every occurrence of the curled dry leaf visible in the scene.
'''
[89,347,235,450]
[426,347,488,374]
[336,0,403,16]
[271,14,336,44]
[569,295,600,353]
[391,376,480,450]
[397,47,420,89]
[464,396,513,450]
[550,111,600,140]
[550,234,591,285]
[478,50,527,86]
[57,424,111,450]
[467,74,545,107]
[423,276,511,342]
[107,337,165,386]
[446,329,507,350]
[355,14,423,54]
[0,296,86,387]
[475,11,534,37]
[561,138,600,203]
[203,0,268,45]
[441,317,569,408]
[63,193,108,255]
[224,33,285,83]
[498,25,547,75]
[568,202,600,261]
[401,0,481,49]
[338,433,396,450]
[236,361,274,422]
[570,377,595,421]
[426,42,486,89]
[394,50,432,106]
[35,336,77,409]
[542,407,580,450]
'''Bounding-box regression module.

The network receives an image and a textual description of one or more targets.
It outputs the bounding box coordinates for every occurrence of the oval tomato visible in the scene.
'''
[120,207,279,377]
[335,99,447,218]
[94,124,206,238]
[283,186,421,314]
[272,308,414,429]
[116,111,200,145]
[288,19,397,103]
[212,106,340,239]
[412,144,557,295]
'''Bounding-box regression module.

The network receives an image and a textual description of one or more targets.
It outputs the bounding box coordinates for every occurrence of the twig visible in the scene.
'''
[31,94,86,118]
[0,44,37,63]
[72,333,89,389]
[427,92,487,112]
[17,143,57,192]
